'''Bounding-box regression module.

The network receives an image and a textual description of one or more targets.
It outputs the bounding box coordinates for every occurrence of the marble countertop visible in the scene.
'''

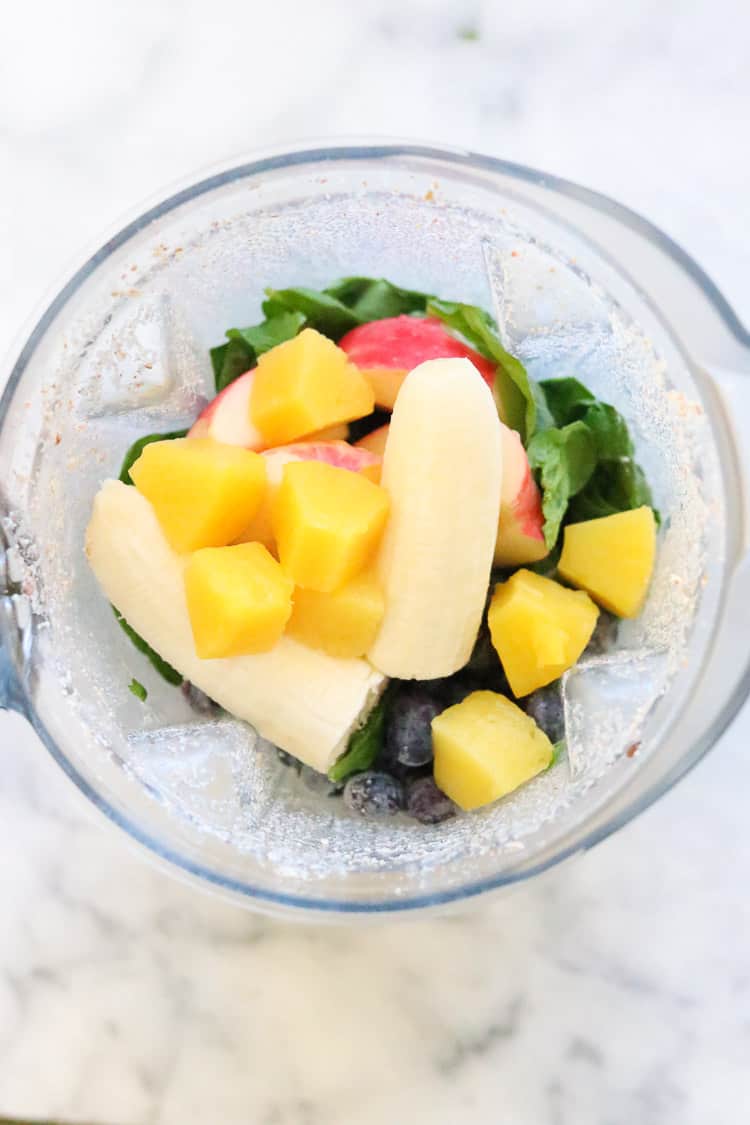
[2,2,749,1121]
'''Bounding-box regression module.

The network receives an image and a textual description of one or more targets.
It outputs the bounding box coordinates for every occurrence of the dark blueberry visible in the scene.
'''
[385,686,441,768]
[406,776,457,825]
[343,770,404,816]
[524,683,565,743]
[585,611,619,655]
[181,680,221,716]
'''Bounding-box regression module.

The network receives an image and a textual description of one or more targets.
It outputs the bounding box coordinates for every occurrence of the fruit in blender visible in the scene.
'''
[488,569,599,697]
[339,315,496,408]
[250,328,374,444]
[129,437,266,553]
[558,507,657,618]
[85,480,386,772]
[432,690,553,810]
[184,542,294,658]
[367,358,502,679]
[287,571,385,659]
[272,460,390,592]
[494,423,548,567]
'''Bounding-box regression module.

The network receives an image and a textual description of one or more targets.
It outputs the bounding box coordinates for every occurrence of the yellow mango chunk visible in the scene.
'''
[488,569,599,698]
[272,460,389,592]
[287,572,385,658]
[184,542,293,658]
[558,507,657,618]
[432,691,552,810]
[130,438,266,554]
[250,328,375,445]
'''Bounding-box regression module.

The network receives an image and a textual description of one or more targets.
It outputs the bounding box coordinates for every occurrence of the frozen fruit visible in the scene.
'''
[432,690,553,810]
[406,776,457,824]
[558,507,657,618]
[523,683,565,744]
[355,423,390,458]
[188,369,266,449]
[343,770,404,816]
[129,437,266,553]
[367,358,502,679]
[385,686,442,768]
[236,440,382,549]
[184,542,293,658]
[250,328,374,444]
[488,569,599,697]
[339,315,496,408]
[494,423,548,566]
[272,460,389,592]
[287,571,385,659]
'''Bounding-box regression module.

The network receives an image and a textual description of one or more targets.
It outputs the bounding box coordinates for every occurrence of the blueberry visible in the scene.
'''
[385,687,441,768]
[586,611,619,655]
[181,680,221,716]
[524,683,565,743]
[343,771,404,816]
[406,776,457,825]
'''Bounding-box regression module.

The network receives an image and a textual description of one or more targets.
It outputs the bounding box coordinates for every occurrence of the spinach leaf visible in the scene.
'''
[328,690,390,782]
[113,606,183,686]
[324,276,429,321]
[226,310,306,359]
[538,377,595,426]
[129,678,148,702]
[579,403,634,461]
[426,298,536,441]
[548,739,566,768]
[263,287,363,339]
[211,336,254,393]
[119,429,188,485]
[527,421,597,548]
[567,460,655,523]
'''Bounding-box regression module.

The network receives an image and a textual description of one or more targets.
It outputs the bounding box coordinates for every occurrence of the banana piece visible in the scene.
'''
[368,358,502,679]
[86,480,385,773]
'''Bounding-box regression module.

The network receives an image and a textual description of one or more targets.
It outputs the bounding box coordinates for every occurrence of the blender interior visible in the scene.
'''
[0,152,725,909]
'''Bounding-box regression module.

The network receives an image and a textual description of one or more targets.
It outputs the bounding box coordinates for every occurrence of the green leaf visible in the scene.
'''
[527,422,597,548]
[328,690,390,782]
[212,336,254,393]
[426,298,536,441]
[226,310,306,357]
[579,402,634,460]
[548,739,566,768]
[567,459,656,523]
[119,429,188,485]
[538,377,595,426]
[263,286,363,339]
[129,678,148,702]
[113,606,183,686]
[324,277,429,321]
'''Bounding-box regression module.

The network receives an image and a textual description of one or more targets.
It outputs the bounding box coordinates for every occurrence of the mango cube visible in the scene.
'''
[250,328,375,445]
[130,438,266,554]
[432,690,552,810]
[272,460,389,592]
[184,542,293,658]
[488,569,599,697]
[558,507,657,618]
[287,572,385,658]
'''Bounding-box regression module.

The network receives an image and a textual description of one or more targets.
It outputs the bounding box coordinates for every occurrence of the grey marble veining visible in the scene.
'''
[1,1,750,1122]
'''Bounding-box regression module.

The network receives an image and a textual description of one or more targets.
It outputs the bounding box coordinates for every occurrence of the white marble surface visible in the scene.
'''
[2,2,750,1121]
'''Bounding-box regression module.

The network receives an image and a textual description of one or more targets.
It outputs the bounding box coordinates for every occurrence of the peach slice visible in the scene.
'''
[236,440,382,548]
[494,424,548,567]
[188,369,265,448]
[188,369,349,449]
[339,315,496,409]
